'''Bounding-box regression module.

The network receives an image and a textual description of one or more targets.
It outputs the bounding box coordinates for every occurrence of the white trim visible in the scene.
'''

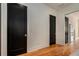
[1,3,7,56]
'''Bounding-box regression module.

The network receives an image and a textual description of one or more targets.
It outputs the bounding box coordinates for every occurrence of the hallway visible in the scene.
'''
[1,3,79,56]
[18,39,79,56]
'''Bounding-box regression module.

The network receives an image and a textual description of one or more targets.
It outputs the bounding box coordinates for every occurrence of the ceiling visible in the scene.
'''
[66,11,79,19]
[45,3,71,9]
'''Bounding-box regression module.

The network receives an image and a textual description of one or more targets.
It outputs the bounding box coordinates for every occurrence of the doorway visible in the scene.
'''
[7,3,27,56]
[49,15,56,45]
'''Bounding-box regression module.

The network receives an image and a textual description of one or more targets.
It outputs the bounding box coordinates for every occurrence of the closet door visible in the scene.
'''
[7,3,27,56]
[50,15,56,45]
[65,17,69,43]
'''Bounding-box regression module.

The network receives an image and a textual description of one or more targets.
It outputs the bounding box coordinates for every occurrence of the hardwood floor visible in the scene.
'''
[18,40,79,56]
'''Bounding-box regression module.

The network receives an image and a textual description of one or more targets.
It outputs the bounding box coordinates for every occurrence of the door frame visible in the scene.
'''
[1,3,7,56]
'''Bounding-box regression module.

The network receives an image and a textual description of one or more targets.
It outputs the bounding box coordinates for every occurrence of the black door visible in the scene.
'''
[65,17,69,43]
[7,3,27,56]
[50,15,56,45]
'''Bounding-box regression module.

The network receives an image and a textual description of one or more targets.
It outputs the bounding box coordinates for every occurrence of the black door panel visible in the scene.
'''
[7,3,27,56]
[50,15,56,45]
[65,17,69,43]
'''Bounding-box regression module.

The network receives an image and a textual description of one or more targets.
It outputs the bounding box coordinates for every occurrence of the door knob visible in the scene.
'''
[24,34,27,37]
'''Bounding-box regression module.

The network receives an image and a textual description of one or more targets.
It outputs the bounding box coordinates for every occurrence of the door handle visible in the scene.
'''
[24,34,27,37]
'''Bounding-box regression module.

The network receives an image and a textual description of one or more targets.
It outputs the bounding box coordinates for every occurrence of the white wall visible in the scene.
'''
[22,3,79,52]
[56,9,65,44]
[1,3,56,55]
[21,3,56,52]
[23,3,79,52]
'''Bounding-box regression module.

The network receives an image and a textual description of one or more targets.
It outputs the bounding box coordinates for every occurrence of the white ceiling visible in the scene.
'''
[45,3,71,9]
[66,11,79,18]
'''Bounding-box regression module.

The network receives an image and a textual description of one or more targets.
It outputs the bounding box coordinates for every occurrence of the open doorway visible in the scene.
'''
[65,11,79,44]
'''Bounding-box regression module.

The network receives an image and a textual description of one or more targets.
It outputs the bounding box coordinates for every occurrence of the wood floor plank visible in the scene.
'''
[18,40,79,56]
